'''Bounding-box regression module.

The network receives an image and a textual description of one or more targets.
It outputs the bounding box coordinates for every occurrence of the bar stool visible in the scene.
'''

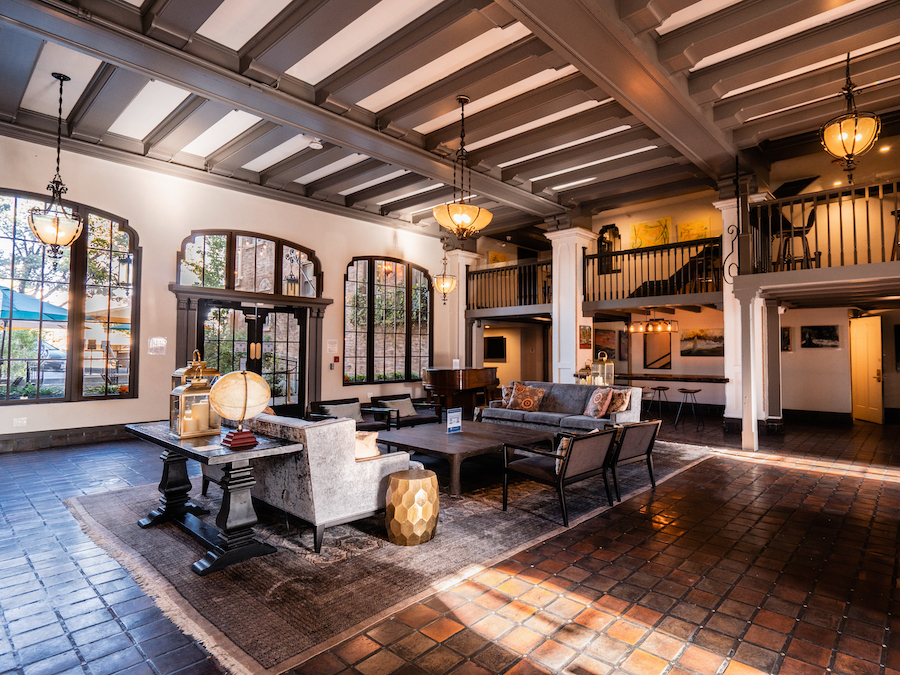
[649,386,669,421]
[674,388,703,429]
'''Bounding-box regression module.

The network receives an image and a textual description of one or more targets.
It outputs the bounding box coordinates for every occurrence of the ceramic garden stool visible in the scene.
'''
[386,469,439,546]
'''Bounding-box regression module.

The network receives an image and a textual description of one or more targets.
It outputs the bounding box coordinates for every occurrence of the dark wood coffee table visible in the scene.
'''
[377,421,554,496]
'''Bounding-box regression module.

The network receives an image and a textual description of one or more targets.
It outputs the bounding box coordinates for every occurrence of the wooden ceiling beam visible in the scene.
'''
[206,120,284,175]
[688,2,900,104]
[142,0,225,49]
[307,159,398,199]
[259,144,345,189]
[0,25,43,123]
[617,0,697,34]
[532,145,680,195]
[69,64,149,144]
[145,98,233,161]
[345,173,434,208]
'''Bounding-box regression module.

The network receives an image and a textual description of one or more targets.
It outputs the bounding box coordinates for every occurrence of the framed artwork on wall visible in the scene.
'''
[800,325,839,348]
[630,217,671,248]
[594,328,616,360]
[781,327,792,352]
[487,251,508,264]
[680,328,724,357]
[618,330,629,361]
[579,325,592,349]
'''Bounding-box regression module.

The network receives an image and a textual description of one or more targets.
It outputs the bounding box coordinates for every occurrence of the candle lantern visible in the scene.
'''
[576,359,592,385]
[592,351,615,386]
[169,351,221,439]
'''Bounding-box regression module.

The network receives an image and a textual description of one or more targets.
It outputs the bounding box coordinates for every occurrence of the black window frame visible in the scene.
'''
[0,187,141,405]
[343,256,433,386]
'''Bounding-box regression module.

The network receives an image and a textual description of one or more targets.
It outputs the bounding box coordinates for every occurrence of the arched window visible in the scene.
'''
[0,189,139,404]
[177,231,321,297]
[344,257,432,384]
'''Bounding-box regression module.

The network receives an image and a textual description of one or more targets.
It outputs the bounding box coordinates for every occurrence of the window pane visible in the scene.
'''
[283,247,316,297]
[203,235,227,288]
[234,236,275,293]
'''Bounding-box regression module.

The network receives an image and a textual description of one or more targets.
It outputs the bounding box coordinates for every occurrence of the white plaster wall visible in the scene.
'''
[780,307,851,413]
[0,135,448,433]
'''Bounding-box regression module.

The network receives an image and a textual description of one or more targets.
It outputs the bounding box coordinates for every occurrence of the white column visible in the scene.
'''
[735,286,761,451]
[713,198,742,427]
[544,227,599,383]
[445,249,483,366]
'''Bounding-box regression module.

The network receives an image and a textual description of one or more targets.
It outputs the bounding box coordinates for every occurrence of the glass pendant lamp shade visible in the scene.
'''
[819,54,881,183]
[432,254,457,304]
[433,95,493,239]
[27,73,83,260]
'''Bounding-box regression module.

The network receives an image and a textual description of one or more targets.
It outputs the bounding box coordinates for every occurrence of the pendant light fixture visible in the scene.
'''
[820,54,881,185]
[28,73,83,263]
[432,95,492,239]
[432,254,457,304]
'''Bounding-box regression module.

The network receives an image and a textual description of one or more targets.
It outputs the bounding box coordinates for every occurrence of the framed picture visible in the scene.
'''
[630,217,671,248]
[800,325,840,348]
[487,250,508,265]
[594,328,616,360]
[781,327,792,352]
[579,325,592,349]
[618,330,629,361]
[680,328,724,357]
[676,218,710,242]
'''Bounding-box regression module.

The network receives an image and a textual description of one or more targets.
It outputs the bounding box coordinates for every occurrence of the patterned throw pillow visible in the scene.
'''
[555,436,572,474]
[507,383,546,411]
[584,388,613,418]
[500,382,519,408]
[607,388,633,413]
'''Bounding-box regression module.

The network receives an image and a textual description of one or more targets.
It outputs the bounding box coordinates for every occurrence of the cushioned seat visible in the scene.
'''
[481,408,529,422]
[308,398,392,431]
[371,394,441,428]
[560,414,611,431]
[524,412,571,426]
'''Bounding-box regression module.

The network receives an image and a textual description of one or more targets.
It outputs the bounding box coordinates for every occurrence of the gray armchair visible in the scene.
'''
[202,415,413,552]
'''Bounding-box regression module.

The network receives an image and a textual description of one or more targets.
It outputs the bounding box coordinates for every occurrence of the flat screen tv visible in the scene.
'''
[484,336,506,360]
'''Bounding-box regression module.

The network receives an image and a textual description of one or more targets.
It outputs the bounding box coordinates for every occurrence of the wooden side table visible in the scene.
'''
[386,469,439,546]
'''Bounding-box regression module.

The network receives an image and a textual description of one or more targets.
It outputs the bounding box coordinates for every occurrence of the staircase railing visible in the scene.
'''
[467,259,552,310]
[584,237,722,302]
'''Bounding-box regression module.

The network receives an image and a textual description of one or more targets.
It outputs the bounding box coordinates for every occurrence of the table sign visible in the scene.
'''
[447,407,462,434]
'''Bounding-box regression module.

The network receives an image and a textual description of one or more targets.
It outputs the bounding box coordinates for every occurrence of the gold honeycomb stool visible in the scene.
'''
[385,469,439,546]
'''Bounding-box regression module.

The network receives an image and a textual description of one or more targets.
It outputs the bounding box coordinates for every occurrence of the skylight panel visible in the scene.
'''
[496,125,632,168]
[531,146,658,182]
[357,23,531,113]
[286,0,445,86]
[242,134,316,172]
[376,183,444,206]
[465,100,610,152]
[196,0,294,51]
[656,0,742,35]
[294,154,369,184]
[413,65,579,135]
[339,170,410,195]
[107,80,191,140]
[181,111,261,158]
[19,43,102,117]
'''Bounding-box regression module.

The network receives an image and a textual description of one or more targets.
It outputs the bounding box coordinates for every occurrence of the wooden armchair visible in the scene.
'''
[502,429,618,527]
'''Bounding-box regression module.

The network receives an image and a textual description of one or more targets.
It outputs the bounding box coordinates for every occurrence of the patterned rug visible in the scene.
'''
[66,441,712,675]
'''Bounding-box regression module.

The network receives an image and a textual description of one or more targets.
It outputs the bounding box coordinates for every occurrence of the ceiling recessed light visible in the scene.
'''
[834,181,842,186]
[880,145,891,152]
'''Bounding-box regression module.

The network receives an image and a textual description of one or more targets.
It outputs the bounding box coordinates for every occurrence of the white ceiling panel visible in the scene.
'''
[196,0,294,51]
[241,134,316,172]
[19,43,103,117]
[497,125,632,167]
[376,183,444,206]
[339,169,410,195]
[413,65,579,135]
[531,145,658,181]
[285,0,444,85]
[656,0,743,35]
[107,80,191,140]
[465,99,611,151]
[180,110,261,157]
[357,22,532,113]
[294,153,369,184]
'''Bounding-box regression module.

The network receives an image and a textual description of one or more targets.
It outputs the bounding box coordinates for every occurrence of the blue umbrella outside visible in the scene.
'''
[0,288,68,322]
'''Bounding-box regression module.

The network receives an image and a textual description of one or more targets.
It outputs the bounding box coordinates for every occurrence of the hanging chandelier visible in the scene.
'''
[432,254,457,304]
[28,73,83,262]
[626,314,678,333]
[819,54,881,185]
[432,95,492,239]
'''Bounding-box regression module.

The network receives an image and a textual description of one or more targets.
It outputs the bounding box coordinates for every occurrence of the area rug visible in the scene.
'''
[66,441,712,675]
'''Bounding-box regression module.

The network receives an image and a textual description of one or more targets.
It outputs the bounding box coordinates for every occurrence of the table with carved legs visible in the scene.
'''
[126,422,303,576]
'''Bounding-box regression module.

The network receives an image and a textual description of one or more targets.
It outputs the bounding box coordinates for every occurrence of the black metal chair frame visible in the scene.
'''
[307,397,394,430]
[674,389,704,430]
[370,394,442,429]
[502,429,618,527]
[607,419,661,502]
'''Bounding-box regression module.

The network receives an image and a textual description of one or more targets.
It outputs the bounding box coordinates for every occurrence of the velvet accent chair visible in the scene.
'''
[202,415,415,553]
[307,397,393,431]
[370,394,441,428]
[608,420,661,502]
[502,428,618,527]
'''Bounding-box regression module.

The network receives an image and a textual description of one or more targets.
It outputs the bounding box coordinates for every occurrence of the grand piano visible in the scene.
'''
[422,366,499,419]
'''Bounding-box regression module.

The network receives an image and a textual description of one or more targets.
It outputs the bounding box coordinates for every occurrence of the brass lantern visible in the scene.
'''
[169,351,221,439]
[170,376,221,439]
[172,349,220,390]
[576,359,593,384]
[592,351,615,386]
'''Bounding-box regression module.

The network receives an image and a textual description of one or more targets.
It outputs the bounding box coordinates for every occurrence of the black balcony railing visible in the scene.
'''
[747,179,899,274]
[467,259,551,310]
[584,237,722,302]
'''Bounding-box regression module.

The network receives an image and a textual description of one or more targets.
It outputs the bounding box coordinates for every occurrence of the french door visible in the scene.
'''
[199,301,306,414]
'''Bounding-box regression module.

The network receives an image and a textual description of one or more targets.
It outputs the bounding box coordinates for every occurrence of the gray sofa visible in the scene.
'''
[481,381,641,433]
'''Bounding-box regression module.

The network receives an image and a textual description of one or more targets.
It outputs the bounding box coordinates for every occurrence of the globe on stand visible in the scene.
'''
[208,371,271,449]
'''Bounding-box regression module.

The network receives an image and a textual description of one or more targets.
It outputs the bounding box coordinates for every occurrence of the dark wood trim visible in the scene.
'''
[0,424,131,453]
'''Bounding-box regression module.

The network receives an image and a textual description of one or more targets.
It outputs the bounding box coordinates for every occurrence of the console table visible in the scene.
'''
[126,421,304,576]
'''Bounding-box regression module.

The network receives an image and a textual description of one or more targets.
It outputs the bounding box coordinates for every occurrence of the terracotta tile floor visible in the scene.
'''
[1,415,898,675]
[298,418,900,674]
